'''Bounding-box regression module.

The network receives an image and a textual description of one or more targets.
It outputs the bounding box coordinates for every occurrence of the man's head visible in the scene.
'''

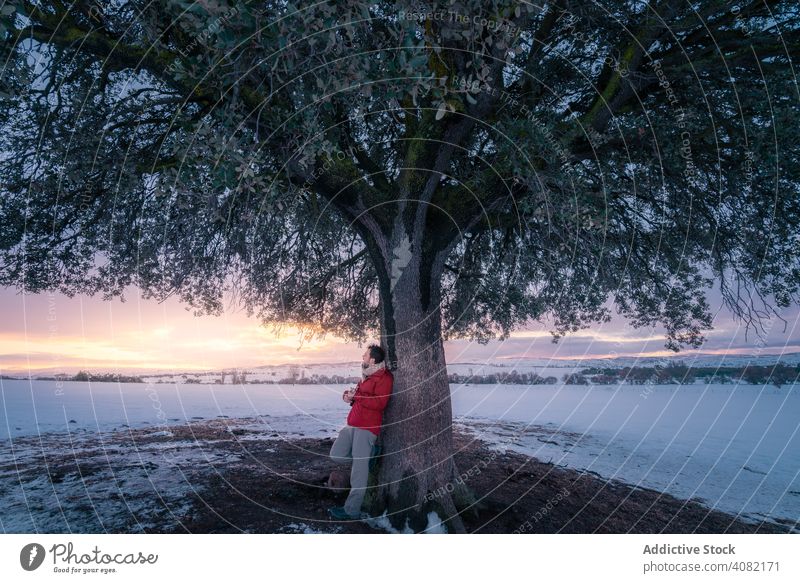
[362,344,386,366]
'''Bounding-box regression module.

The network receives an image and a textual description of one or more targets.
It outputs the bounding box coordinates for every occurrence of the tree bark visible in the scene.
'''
[362,225,476,533]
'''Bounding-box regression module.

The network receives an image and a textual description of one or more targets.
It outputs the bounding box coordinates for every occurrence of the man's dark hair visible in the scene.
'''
[367,344,386,364]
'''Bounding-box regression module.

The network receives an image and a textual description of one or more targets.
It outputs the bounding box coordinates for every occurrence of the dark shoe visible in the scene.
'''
[328,506,357,520]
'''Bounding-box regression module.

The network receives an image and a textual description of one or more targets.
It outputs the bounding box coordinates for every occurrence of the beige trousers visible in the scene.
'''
[329,425,377,516]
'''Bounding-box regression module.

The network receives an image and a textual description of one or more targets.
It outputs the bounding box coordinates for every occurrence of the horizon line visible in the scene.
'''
[4,349,799,378]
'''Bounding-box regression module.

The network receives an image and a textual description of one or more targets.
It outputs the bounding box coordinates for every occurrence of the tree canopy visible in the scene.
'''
[2,0,799,351]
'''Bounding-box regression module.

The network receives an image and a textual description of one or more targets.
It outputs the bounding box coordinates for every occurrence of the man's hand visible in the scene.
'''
[342,389,355,404]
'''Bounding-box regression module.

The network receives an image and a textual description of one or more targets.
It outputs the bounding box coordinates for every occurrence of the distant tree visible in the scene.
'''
[592,373,619,385]
[660,362,693,384]
[287,365,299,383]
[623,367,654,385]
[2,0,799,531]
[740,365,768,385]
[766,364,798,387]
[563,373,588,385]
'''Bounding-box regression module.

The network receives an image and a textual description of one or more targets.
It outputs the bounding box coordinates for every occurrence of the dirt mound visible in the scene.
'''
[162,429,789,534]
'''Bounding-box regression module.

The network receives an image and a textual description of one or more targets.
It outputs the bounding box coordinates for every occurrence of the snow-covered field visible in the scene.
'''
[1,378,798,531]
[450,382,799,529]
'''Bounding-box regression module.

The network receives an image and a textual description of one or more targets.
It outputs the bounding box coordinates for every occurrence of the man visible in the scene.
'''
[328,344,393,520]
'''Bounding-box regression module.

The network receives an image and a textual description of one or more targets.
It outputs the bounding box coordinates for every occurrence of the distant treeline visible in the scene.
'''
[169,374,363,385]
[448,371,558,385]
[564,363,800,387]
[30,373,364,385]
[272,374,362,385]
[28,363,799,387]
[73,371,144,383]
[33,371,146,383]
[246,372,565,385]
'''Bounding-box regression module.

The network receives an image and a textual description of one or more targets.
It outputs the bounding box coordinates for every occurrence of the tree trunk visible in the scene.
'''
[362,228,476,533]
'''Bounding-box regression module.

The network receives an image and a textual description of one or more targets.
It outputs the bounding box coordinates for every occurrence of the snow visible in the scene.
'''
[281,522,341,534]
[0,426,224,533]
[0,380,348,440]
[363,510,446,533]
[148,431,174,438]
[450,382,800,528]
[363,511,414,534]
[424,511,447,534]
[1,377,798,531]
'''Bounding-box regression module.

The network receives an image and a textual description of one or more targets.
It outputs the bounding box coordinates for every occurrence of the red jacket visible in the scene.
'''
[347,368,393,435]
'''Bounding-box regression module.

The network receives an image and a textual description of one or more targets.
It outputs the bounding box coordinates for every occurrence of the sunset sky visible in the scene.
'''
[1,285,798,375]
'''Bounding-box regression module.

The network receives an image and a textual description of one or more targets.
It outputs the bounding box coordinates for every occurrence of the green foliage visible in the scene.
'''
[1,0,799,349]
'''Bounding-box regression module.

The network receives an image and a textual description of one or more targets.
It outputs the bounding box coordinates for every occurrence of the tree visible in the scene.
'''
[770,364,799,387]
[2,1,799,532]
[563,372,589,385]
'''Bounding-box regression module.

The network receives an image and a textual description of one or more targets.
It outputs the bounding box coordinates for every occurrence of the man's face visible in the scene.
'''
[362,349,375,366]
